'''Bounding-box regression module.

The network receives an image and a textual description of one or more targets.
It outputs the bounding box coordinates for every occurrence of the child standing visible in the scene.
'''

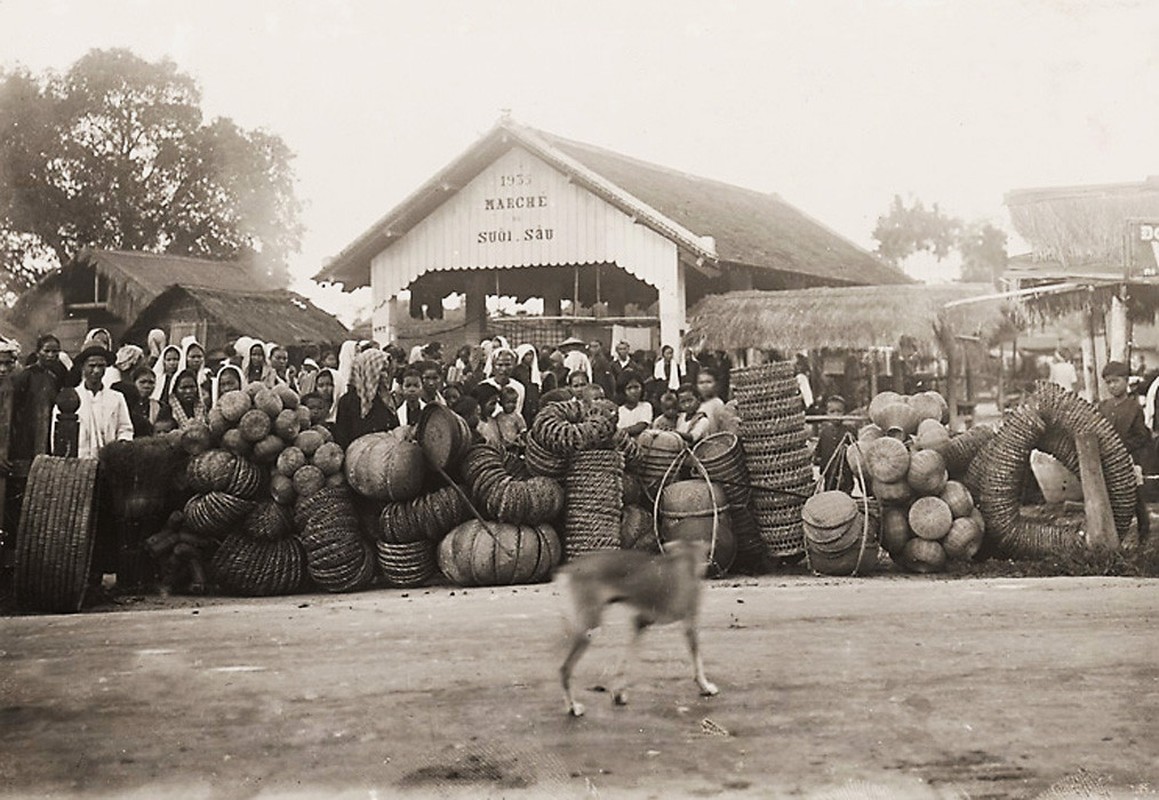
[1098,361,1152,544]
[495,385,527,447]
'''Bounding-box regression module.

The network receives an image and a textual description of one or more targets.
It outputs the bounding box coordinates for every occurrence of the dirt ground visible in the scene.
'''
[1,575,1157,800]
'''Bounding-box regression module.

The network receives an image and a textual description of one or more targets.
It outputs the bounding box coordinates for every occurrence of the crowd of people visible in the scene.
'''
[0,329,748,473]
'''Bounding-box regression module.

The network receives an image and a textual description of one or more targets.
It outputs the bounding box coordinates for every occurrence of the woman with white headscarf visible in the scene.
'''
[212,364,245,407]
[512,343,542,424]
[151,344,182,407]
[333,349,399,448]
[240,339,270,385]
[336,340,359,396]
[146,328,167,366]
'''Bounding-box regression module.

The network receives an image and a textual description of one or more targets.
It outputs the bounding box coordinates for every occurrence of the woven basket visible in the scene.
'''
[741,428,810,456]
[524,436,568,479]
[738,412,807,437]
[564,451,624,558]
[379,486,471,544]
[745,451,812,478]
[755,519,805,557]
[297,488,376,592]
[731,361,795,387]
[734,393,805,421]
[211,533,305,596]
[244,501,295,541]
[376,539,437,588]
[13,455,100,613]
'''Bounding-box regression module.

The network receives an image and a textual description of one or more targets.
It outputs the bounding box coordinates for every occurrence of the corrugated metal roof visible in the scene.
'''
[317,118,908,289]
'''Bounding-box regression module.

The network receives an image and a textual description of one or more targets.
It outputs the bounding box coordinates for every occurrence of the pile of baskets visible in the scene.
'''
[731,361,811,559]
[690,432,763,568]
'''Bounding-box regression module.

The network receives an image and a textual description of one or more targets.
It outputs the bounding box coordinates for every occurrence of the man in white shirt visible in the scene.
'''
[67,347,134,459]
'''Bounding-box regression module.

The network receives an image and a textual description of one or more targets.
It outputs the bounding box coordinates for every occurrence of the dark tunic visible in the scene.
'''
[112,380,153,438]
[1098,393,1151,463]
[333,389,400,449]
[8,363,61,464]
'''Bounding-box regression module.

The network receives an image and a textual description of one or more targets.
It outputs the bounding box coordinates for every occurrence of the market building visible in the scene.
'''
[316,117,908,351]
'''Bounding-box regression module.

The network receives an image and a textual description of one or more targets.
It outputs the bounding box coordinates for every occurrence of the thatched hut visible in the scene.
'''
[1005,177,1159,399]
[685,283,1016,423]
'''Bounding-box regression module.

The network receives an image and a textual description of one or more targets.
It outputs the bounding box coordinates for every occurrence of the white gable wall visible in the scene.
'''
[369,147,683,346]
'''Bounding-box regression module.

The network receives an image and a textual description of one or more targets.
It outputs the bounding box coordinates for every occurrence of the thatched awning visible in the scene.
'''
[1006,178,1159,268]
[684,284,1015,353]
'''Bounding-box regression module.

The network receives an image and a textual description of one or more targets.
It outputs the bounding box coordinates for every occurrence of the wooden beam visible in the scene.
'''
[1074,431,1120,552]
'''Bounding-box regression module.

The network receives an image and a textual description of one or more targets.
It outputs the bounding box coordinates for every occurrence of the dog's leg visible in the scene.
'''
[684,619,718,697]
[561,629,593,716]
[611,615,650,707]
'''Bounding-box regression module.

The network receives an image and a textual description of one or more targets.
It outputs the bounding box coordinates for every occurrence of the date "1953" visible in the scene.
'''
[477,227,554,244]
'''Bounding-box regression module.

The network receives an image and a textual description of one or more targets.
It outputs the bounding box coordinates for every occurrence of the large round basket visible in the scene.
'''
[415,403,473,477]
[14,455,101,613]
[211,533,305,596]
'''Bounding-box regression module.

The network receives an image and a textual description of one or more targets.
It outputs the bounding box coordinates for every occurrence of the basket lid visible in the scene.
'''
[802,491,858,529]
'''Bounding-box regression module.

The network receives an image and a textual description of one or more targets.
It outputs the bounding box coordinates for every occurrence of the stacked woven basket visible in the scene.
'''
[564,450,624,557]
[690,433,763,568]
[730,361,811,559]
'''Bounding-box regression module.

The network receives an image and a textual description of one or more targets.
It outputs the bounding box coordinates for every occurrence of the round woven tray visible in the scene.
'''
[14,455,101,613]
[731,361,795,387]
[211,533,305,596]
[731,378,801,401]
[376,539,437,588]
[734,393,805,420]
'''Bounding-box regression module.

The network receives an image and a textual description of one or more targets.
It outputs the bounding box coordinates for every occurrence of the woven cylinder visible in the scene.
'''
[376,539,437,588]
[211,533,305,596]
[296,486,376,592]
[564,450,624,558]
[13,455,100,613]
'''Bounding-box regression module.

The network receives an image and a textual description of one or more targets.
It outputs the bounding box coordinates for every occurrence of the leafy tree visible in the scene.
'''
[872,195,1008,286]
[0,48,302,299]
[871,195,961,266]
[958,221,1009,285]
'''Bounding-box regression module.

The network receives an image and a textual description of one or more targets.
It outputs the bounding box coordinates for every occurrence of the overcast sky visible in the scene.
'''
[3,0,1156,317]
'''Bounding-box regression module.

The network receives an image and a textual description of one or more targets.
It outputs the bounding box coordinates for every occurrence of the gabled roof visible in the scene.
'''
[317,119,908,288]
[126,286,349,346]
[75,247,271,296]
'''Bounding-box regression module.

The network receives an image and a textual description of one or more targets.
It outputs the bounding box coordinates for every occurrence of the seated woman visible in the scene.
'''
[212,364,244,405]
[616,372,653,437]
[333,349,399,448]
[674,383,710,442]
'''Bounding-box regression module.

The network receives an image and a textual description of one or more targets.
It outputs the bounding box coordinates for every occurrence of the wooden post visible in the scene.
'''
[52,388,80,459]
[1074,431,1120,551]
[0,375,12,531]
[868,350,878,398]
[1081,306,1098,402]
[996,341,1006,412]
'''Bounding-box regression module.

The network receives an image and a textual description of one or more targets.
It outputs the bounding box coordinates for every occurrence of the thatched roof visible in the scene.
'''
[684,284,1013,353]
[124,286,349,347]
[318,118,908,289]
[1005,178,1159,268]
[73,248,273,324]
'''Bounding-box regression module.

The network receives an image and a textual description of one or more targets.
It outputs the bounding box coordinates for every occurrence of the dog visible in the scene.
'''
[558,538,718,717]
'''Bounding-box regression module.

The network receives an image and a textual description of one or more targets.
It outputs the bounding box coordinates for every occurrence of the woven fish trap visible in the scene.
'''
[211,533,305,596]
[13,455,100,613]
[379,486,471,545]
[730,361,795,387]
[244,501,295,542]
[376,539,437,588]
[297,488,375,593]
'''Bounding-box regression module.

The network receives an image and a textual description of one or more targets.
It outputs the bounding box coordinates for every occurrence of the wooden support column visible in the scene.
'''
[658,257,686,360]
[1081,309,1097,403]
[1109,289,1129,364]
[543,278,563,317]
[464,272,490,345]
[996,341,1006,412]
[1075,431,1120,551]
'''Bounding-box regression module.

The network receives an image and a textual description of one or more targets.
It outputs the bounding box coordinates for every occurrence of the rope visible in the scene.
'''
[650,443,721,568]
